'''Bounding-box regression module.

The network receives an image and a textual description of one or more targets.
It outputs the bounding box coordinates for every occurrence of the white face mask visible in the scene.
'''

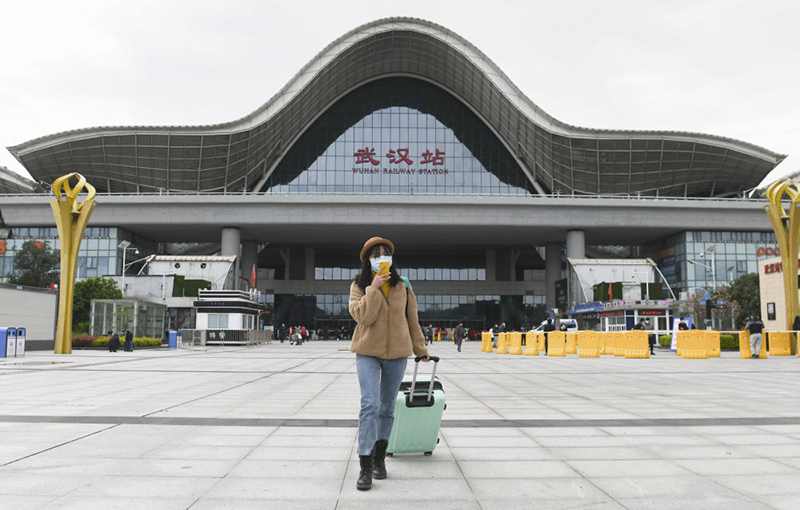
[370,255,392,273]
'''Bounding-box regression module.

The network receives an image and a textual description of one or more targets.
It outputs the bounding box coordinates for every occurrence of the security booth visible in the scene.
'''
[90,299,167,339]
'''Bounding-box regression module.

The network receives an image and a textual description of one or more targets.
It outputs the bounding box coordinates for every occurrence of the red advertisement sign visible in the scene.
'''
[0,241,5,255]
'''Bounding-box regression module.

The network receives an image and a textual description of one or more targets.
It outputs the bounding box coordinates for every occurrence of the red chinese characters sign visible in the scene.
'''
[352,147,448,175]
[354,148,380,165]
[763,259,800,275]
[0,241,5,255]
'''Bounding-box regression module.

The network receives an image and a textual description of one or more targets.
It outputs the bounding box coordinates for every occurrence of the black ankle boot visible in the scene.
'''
[372,439,388,479]
[356,455,373,490]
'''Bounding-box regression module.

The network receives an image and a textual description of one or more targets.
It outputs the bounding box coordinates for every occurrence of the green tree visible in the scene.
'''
[73,277,123,326]
[7,240,60,288]
[728,272,760,328]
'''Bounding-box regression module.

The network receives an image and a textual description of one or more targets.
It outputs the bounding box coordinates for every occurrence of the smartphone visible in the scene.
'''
[378,260,390,275]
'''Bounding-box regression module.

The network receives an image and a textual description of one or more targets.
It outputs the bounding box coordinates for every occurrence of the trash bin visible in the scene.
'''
[15,328,25,357]
[0,328,17,358]
[168,330,180,349]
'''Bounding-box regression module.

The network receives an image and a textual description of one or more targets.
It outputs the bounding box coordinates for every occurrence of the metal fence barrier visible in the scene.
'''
[179,329,271,347]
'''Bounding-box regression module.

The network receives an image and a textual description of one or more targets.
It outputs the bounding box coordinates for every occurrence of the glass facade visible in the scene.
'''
[314,266,486,282]
[262,78,533,196]
[0,227,158,283]
[280,292,525,329]
[643,231,777,295]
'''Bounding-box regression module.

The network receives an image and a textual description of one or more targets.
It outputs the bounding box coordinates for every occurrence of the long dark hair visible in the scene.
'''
[354,243,400,291]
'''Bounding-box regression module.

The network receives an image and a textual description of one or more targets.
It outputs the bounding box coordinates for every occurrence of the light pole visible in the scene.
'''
[700,244,717,288]
[118,241,139,297]
[685,286,714,330]
[687,244,717,289]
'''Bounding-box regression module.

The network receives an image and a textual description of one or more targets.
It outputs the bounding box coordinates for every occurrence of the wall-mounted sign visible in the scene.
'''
[767,302,776,321]
[758,246,780,257]
[353,147,449,175]
[639,310,665,316]
[763,259,800,275]
[555,278,568,311]
[0,241,5,255]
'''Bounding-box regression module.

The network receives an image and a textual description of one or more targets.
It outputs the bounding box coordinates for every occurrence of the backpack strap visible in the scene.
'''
[400,276,410,317]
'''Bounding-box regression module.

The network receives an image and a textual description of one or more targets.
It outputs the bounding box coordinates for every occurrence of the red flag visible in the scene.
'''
[608,282,613,301]
[250,264,257,287]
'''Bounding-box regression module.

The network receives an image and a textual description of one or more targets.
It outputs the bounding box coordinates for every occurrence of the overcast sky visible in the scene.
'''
[1,0,798,189]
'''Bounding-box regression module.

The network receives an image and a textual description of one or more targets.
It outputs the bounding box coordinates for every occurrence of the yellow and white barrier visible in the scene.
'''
[577,330,600,357]
[565,332,578,354]
[508,332,523,355]
[678,330,708,359]
[524,331,539,356]
[613,331,626,356]
[768,331,792,356]
[702,330,721,357]
[624,330,650,358]
[547,331,566,356]
[598,332,608,355]
[481,331,493,352]
[496,332,508,354]
[736,330,767,358]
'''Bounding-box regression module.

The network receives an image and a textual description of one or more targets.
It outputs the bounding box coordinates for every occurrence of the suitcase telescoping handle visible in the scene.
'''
[410,356,440,402]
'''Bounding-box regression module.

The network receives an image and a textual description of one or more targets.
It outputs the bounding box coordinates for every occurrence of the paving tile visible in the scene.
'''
[566,459,693,477]
[227,459,347,479]
[711,474,800,496]
[469,477,608,500]
[674,458,798,476]
[42,496,199,510]
[614,496,771,509]
[1,344,800,508]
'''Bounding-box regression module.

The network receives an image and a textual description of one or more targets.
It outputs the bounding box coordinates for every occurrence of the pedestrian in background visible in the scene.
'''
[454,322,465,352]
[746,315,765,358]
[108,331,120,353]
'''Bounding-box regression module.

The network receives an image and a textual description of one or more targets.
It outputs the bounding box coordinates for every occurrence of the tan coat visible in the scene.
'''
[349,280,428,360]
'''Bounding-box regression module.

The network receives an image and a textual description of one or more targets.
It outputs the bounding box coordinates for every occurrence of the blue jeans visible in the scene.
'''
[356,354,408,456]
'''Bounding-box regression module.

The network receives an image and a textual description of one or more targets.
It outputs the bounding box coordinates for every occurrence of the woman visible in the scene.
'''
[349,236,429,491]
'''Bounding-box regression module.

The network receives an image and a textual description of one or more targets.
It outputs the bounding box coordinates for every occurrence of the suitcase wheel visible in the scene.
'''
[437,438,440,444]
[387,452,393,457]
[424,451,432,456]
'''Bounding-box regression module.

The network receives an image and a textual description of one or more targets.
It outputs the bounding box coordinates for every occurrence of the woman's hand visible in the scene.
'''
[421,354,430,362]
[370,271,390,289]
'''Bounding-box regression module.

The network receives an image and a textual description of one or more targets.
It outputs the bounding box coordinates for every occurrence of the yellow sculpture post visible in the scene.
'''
[765,180,800,353]
[50,173,96,354]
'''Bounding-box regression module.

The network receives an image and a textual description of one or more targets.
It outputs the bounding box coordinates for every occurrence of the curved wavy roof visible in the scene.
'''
[7,17,786,196]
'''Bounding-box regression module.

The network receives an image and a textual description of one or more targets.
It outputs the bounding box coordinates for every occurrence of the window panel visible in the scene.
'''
[263,78,532,196]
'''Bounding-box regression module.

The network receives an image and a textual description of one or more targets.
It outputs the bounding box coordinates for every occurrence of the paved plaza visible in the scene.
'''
[1,340,800,509]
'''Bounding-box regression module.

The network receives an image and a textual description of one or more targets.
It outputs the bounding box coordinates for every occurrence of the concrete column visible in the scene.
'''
[566,230,585,259]
[221,227,241,257]
[545,243,561,309]
[241,241,259,288]
[221,227,241,289]
[486,249,496,282]
[305,247,315,281]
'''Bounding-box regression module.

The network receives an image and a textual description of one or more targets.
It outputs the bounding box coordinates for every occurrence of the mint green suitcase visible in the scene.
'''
[387,356,445,455]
